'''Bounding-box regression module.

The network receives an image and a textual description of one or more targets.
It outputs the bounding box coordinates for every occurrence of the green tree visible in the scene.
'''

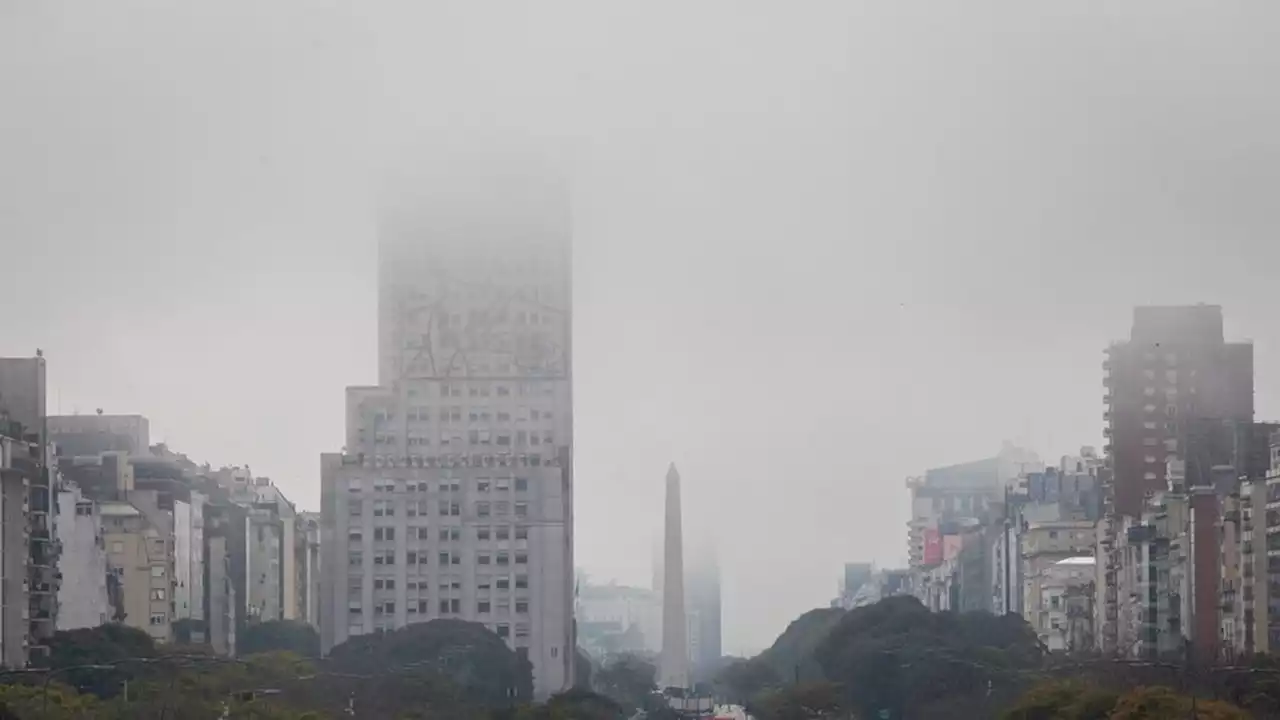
[753,682,844,720]
[756,608,845,684]
[239,620,321,658]
[593,653,657,711]
[45,624,158,700]
[1109,686,1248,720]
[813,596,1043,719]
[1000,679,1118,720]
[713,657,782,705]
[327,619,531,707]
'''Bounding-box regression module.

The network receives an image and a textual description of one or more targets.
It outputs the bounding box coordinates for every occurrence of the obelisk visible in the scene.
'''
[659,463,689,690]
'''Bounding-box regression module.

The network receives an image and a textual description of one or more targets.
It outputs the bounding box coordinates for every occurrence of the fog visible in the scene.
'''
[3,1,1280,654]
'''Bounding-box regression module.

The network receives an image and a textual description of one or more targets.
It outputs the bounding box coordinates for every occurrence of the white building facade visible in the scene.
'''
[54,483,110,630]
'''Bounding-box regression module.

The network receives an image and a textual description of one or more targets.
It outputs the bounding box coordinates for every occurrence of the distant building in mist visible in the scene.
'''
[905,443,1041,569]
[686,554,722,677]
[1102,304,1253,517]
[48,414,150,457]
[575,578,661,658]
[321,172,574,698]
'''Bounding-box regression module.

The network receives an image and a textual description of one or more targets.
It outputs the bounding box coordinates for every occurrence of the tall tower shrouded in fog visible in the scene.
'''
[321,166,574,699]
[660,463,689,690]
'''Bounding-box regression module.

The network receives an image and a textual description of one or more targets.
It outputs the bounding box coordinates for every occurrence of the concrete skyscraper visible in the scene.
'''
[660,463,689,690]
[320,170,574,698]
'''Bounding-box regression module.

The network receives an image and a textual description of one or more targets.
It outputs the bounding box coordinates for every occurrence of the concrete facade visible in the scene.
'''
[0,356,59,667]
[48,414,150,457]
[102,500,173,642]
[55,483,110,630]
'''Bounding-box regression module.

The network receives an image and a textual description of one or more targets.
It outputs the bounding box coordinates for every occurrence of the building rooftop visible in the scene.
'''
[1054,556,1096,567]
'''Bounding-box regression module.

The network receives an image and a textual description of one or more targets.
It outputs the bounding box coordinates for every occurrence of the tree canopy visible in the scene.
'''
[592,653,656,712]
[238,620,320,658]
[326,619,533,706]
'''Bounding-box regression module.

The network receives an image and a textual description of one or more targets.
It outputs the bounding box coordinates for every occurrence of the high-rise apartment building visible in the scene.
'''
[321,176,573,698]
[1098,305,1255,655]
[1103,305,1253,517]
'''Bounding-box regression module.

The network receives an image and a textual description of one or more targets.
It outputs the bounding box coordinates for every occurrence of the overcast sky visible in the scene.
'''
[3,1,1280,655]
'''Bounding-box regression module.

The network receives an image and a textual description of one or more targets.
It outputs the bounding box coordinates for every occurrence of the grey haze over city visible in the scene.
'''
[3,1,1280,658]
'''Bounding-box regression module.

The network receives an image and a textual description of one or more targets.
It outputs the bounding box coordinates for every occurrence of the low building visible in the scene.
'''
[1030,557,1095,652]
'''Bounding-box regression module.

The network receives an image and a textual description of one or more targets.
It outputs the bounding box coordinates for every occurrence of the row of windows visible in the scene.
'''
[366,576,529,593]
[349,453,556,471]
[350,499,531,519]
[371,430,556,447]
[363,575,530,593]
[359,600,532,617]
[350,477,532,494]
[387,406,556,423]
[376,381,556,404]
[350,526,528,543]
[349,550,531,568]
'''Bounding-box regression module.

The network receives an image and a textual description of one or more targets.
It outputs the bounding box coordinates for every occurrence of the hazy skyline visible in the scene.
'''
[4,1,1280,654]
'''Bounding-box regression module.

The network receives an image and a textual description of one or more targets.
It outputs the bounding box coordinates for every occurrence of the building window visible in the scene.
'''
[374,527,395,542]
[477,479,490,493]
[477,502,491,518]
[515,552,528,565]
[497,624,510,638]
[515,574,528,589]
[478,601,491,614]
[515,503,528,518]
[516,526,528,541]
[515,478,528,492]
[349,501,362,516]
[479,554,491,565]
[110,541,124,554]
[150,613,167,626]
[439,552,450,566]
[497,577,510,590]
[349,552,363,567]
[151,589,167,601]
[477,527,491,541]
[496,526,510,541]
[497,553,510,566]
[348,478,363,493]
[150,566,165,578]
[516,600,529,614]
